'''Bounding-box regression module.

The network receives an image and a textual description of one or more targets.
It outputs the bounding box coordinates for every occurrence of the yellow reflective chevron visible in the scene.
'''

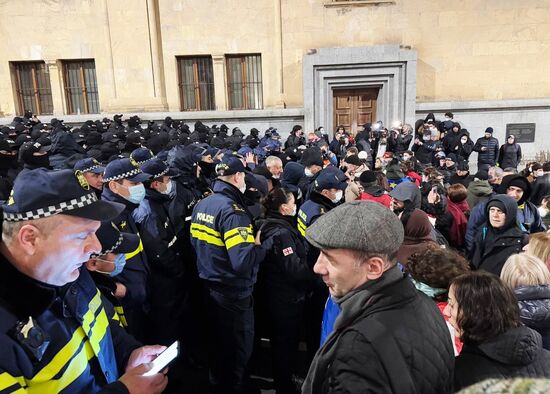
[297,218,307,237]
[0,372,27,391]
[224,226,254,250]
[191,223,224,247]
[125,238,144,260]
[24,290,110,392]
[113,306,128,328]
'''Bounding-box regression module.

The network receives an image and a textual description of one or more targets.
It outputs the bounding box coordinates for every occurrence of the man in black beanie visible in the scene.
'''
[473,127,499,172]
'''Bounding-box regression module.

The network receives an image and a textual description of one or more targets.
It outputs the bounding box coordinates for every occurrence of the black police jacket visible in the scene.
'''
[257,213,311,294]
[133,188,185,279]
[0,255,141,393]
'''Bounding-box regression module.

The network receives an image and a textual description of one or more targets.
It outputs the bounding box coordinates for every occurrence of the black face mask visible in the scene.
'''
[25,154,50,169]
[199,161,216,178]
[244,189,262,202]
[0,153,17,170]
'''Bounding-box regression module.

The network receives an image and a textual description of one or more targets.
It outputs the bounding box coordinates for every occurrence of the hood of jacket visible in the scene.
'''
[498,174,532,205]
[485,194,519,230]
[468,180,493,197]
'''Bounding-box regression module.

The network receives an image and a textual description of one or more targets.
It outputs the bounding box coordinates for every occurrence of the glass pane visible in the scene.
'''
[197,57,215,110]
[17,65,37,114]
[65,62,84,114]
[83,61,99,113]
[228,57,243,109]
[181,59,196,110]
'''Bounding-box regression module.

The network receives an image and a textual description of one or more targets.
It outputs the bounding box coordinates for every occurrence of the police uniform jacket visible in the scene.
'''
[190,180,270,298]
[0,255,141,393]
[101,188,149,307]
[133,188,184,279]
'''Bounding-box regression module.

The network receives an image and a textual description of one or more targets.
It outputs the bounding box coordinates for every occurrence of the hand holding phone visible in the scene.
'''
[143,341,179,376]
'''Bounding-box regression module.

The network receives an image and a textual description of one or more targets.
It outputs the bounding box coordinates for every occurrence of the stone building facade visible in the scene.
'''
[1,0,549,157]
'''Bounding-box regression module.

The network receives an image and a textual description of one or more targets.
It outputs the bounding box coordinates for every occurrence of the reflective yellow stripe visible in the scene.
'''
[0,372,26,391]
[297,218,307,237]
[225,234,255,250]
[223,226,252,241]
[125,238,144,260]
[114,306,128,328]
[191,229,225,247]
[29,290,102,384]
[28,307,110,393]
[191,223,221,238]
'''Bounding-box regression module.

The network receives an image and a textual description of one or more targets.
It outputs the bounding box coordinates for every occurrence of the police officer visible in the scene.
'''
[297,166,348,364]
[101,158,152,341]
[86,220,140,330]
[134,158,185,345]
[74,157,106,199]
[190,155,272,394]
[0,168,167,393]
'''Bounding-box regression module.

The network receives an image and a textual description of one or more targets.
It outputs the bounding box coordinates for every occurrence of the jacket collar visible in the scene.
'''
[309,190,337,211]
[0,249,58,320]
[102,186,138,211]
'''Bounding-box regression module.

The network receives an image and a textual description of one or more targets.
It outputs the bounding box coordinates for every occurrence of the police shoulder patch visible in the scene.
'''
[238,227,249,240]
[232,203,246,213]
[74,170,90,190]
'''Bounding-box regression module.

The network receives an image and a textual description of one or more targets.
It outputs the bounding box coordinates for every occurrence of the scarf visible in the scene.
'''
[447,199,469,247]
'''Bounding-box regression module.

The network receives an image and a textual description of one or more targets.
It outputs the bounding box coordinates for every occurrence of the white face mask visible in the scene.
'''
[536,170,544,177]
[237,173,246,194]
[332,190,343,204]
[160,180,173,195]
[284,204,297,216]
[460,138,468,144]
[304,168,314,177]
[272,174,280,180]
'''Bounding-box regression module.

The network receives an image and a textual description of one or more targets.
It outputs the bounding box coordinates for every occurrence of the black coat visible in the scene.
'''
[388,132,412,155]
[302,267,454,394]
[454,326,550,391]
[411,139,437,164]
[516,285,550,350]
[498,143,522,169]
[474,136,499,166]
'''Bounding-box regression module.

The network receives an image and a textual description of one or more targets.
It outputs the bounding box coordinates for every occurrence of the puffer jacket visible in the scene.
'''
[302,267,454,394]
[515,285,550,350]
[454,326,550,391]
[473,136,499,166]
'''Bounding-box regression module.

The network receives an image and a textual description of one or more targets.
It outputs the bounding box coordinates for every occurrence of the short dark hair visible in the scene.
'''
[448,184,468,203]
[451,272,520,346]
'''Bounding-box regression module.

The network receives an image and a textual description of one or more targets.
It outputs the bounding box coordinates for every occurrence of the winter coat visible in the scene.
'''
[456,138,475,161]
[411,139,437,164]
[284,133,305,149]
[498,142,522,169]
[442,131,463,155]
[388,132,412,155]
[454,326,550,391]
[467,180,493,209]
[470,195,527,275]
[474,136,499,166]
[515,285,550,351]
[450,172,474,188]
[302,267,454,394]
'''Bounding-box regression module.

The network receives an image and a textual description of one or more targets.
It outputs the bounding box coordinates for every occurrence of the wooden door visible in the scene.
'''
[333,88,378,135]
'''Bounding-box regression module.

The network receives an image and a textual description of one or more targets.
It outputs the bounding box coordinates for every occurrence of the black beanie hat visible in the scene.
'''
[508,177,529,192]
[485,127,494,134]
[359,170,377,185]
[487,199,507,214]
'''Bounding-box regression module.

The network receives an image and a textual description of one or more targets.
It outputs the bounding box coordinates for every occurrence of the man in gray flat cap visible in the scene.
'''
[302,201,454,394]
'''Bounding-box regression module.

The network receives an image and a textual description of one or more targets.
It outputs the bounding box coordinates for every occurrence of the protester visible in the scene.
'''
[498,134,522,170]
[302,201,454,393]
[501,253,550,350]
[396,208,438,267]
[473,127,499,172]
[446,272,550,391]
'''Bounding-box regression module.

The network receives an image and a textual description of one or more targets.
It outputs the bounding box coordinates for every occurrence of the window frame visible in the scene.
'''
[11,61,53,115]
[176,56,215,111]
[226,54,263,110]
[62,59,99,114]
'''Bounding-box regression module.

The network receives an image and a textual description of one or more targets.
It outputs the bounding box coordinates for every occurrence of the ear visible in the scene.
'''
[17,224,41,256]
[108,180,118,193]
[364,256,386,281]
[85,259,99,271]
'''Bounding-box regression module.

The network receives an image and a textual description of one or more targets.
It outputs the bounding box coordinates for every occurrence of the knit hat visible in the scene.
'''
[359,170,377,186]
[485,127,494,134]
[474,170,489,181]
[306,201,404,256]
[345,154,362,166]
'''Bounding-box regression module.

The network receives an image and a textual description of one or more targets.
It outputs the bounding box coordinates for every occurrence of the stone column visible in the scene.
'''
[45,60,65,116]
[212,54,227,111]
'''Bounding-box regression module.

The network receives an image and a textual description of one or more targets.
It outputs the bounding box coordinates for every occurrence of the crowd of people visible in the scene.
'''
[1,110,550,393]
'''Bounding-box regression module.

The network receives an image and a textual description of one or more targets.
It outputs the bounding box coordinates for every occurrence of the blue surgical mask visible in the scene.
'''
[123,184,146,204]
[95,254,127,277]
[160,180,173,195]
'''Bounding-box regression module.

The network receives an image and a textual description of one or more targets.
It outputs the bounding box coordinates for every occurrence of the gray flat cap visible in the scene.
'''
[305,201,404,256]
